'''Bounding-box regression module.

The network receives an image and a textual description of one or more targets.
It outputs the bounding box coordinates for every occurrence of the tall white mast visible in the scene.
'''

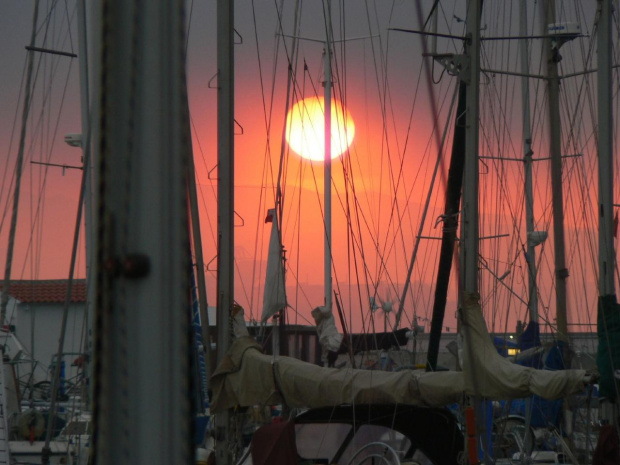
[461,0,481,299]
[93,0,192,463]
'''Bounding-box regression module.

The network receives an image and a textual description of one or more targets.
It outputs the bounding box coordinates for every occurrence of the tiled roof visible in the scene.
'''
[0,280,87,304]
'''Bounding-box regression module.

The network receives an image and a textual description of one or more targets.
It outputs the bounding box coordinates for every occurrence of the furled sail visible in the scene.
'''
[460,293,588,400]
[261,208,287,322]
[211,294,590,412]
[210,337,464,412]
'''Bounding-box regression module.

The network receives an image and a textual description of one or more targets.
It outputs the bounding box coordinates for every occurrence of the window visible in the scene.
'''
[339,425,411,464]
[296,423,352,463]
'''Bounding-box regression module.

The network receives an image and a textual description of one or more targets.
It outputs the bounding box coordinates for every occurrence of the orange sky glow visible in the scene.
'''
[0,1,609,340]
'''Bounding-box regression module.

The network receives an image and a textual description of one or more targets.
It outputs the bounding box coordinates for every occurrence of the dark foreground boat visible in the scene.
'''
[251,404,463,465]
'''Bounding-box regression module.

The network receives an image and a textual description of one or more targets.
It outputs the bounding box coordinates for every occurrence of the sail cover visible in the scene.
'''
[312,305,343,357]
[261,208,287,322]
[460,293,588,400]
[211,294,589,412]
[210,337,464,412]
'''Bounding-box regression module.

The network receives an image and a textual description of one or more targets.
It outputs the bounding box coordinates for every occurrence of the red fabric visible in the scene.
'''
[593,424,620,465]
[251,420,297,465]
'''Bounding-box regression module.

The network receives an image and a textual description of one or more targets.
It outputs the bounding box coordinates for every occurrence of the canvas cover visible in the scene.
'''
[312,306,343,355]
[232,304,249,338]
[460,293,588,399]
[210,294,589,412]
[210,337,464,412]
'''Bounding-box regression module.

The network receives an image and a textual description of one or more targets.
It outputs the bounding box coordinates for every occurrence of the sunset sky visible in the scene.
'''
[0,1,608,340]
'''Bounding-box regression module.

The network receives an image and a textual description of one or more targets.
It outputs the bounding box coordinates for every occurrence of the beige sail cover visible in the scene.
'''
[210,295,590,412]
[460,293,588,399]
[210,337,464,412]
[312,306,343,362]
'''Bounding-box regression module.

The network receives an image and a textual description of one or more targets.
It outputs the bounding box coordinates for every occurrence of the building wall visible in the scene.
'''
[14,302,87,383]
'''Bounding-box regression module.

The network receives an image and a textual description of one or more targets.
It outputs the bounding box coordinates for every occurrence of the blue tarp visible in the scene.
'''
[498,324,566,428]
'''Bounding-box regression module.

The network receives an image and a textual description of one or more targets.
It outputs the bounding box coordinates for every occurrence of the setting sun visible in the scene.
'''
[285,96,355,161]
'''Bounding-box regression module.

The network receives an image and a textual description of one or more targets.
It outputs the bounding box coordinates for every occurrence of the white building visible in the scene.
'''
[0,280,88,388]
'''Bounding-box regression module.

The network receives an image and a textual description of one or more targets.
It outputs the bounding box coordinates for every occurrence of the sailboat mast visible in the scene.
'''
[0,1,40,326]
[324,17,333,315]
[93,0,192,462]
[76,0,94,408]
[597,0,614,298]
[461,0,481,298]
[423,0,485,370]
[215,0,235,462]
[544,0,570,347]
[459,2,491,463]
[520,0,539,323]
[215,0,235,365]
[595,0,620,415]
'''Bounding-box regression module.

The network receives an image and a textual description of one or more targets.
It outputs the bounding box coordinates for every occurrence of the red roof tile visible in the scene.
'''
[0,280,87,304]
